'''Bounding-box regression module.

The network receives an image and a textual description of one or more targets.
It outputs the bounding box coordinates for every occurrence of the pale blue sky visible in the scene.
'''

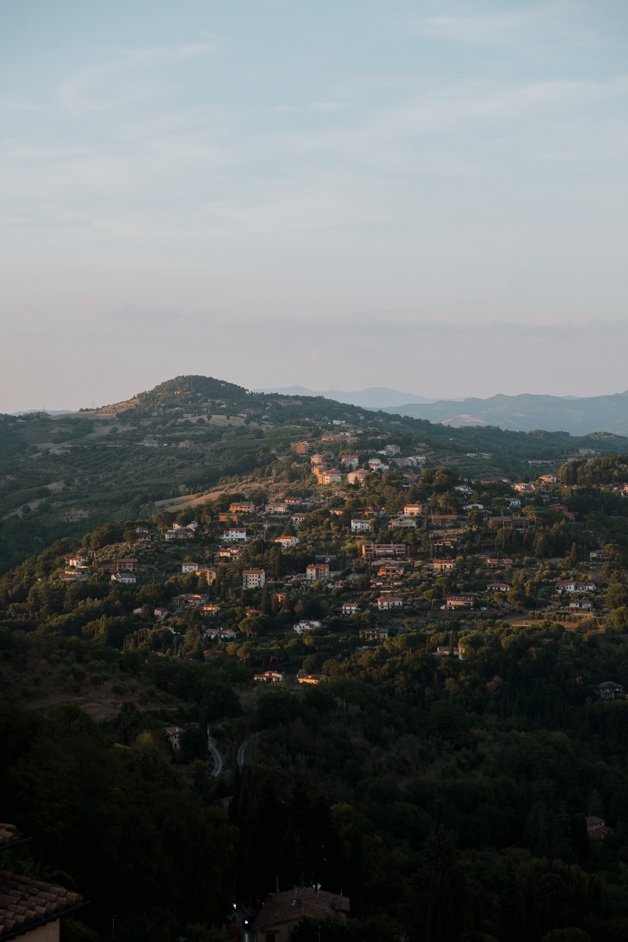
[2,1,628,410]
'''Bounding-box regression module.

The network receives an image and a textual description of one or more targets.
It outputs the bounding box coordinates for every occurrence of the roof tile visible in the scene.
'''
[0,869,84,940]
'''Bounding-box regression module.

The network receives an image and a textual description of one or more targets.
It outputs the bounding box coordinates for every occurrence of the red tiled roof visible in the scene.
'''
[0,869,84,940]
[253,888,350,933]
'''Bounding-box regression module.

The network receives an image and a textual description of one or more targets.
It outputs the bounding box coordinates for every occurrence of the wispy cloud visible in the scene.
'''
[412,2,615,49]
[0,99,45,114]
[59,41,220,113]
[419,10,542,46]
[248,74,628,181]
[4,66,628,255]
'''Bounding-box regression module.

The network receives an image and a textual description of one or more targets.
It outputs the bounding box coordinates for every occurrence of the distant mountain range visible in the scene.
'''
[11,409,71,416]
[255,385,434,408]
[383,391,628,436]
[257,385,628,435]
[10,385,628,436]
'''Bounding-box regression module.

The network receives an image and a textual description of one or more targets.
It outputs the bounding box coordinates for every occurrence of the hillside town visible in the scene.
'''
[37,439,628,689]
[3,423,628,942]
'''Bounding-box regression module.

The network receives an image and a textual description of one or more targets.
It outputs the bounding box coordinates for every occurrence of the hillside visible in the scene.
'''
[2,451,628,940]
[1,374,627,576]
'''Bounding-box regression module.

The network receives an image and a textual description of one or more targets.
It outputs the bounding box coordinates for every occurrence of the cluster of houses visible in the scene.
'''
[253,668,327,686]
[294,433,426,488]
[57,461,613,625]
[60,554,140,585]
[48,443,628,701]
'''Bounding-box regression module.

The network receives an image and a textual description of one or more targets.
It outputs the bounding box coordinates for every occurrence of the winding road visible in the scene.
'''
[206,732,224,777]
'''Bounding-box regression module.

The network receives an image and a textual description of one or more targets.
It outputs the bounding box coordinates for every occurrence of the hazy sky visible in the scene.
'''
[2,0,628,410]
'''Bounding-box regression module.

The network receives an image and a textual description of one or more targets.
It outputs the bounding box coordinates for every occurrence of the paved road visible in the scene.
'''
[236,741,248,769]
[207,733,224,777]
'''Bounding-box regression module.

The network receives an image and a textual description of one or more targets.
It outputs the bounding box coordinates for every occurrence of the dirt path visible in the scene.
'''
[154,479,276,512]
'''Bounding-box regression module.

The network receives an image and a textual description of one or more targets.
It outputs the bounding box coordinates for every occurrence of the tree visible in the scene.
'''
[606,575,627,610]
[542,930,591,942]
[419,824,466,942]
[180,725,208,763]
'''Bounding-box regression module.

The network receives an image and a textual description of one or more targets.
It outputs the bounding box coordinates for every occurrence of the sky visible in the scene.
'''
[2,0,628,411]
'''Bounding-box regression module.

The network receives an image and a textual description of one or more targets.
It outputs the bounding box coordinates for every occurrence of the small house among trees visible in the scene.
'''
[252,887,350,942]
[595,681,625,700]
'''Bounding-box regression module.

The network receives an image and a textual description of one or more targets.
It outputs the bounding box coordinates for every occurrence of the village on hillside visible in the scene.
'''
[3,422,628,942]
[28,432,627,694]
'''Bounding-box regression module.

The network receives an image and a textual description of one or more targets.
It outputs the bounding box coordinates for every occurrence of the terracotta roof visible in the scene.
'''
[0,869,84,940]
[253,888,350,933]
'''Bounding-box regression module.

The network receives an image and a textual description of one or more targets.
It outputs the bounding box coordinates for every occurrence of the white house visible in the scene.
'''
[351,519,371,533]
[65,555,90,569]
[390,516,417,529]
[267,501,289,514]
[111,571,136,585]
[556,580,597,595]
[165,527,193,541]
[342,602,360,615]
[443,595,476,611]
[254,670,284,683]
[376,596,403,611]
[218,546,241,559]
[293,620,322,634]
[222,528,248,542]
[242,569,266,589]
[181,562,200,573]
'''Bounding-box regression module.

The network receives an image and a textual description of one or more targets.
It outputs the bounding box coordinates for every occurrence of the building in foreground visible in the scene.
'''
[253,887,350,942]
[0,824,84,942]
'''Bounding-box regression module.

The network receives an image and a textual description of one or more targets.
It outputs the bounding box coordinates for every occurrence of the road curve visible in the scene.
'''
[236,741,247,769]
[207,733,224,777]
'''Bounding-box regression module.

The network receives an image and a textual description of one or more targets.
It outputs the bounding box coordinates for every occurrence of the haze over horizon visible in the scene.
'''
[8,376,628,418]
[3,1,628,412]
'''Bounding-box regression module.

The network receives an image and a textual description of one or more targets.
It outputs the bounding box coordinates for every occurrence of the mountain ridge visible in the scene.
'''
[384,390,628,435]
[255,385,435,408]
[255,385,628,435]
[9,383,628,434]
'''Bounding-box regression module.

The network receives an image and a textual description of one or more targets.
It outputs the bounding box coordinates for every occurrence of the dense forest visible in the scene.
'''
[5,619,628,941]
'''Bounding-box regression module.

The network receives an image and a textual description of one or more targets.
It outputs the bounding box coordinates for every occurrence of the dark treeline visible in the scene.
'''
[4,623,628,940]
